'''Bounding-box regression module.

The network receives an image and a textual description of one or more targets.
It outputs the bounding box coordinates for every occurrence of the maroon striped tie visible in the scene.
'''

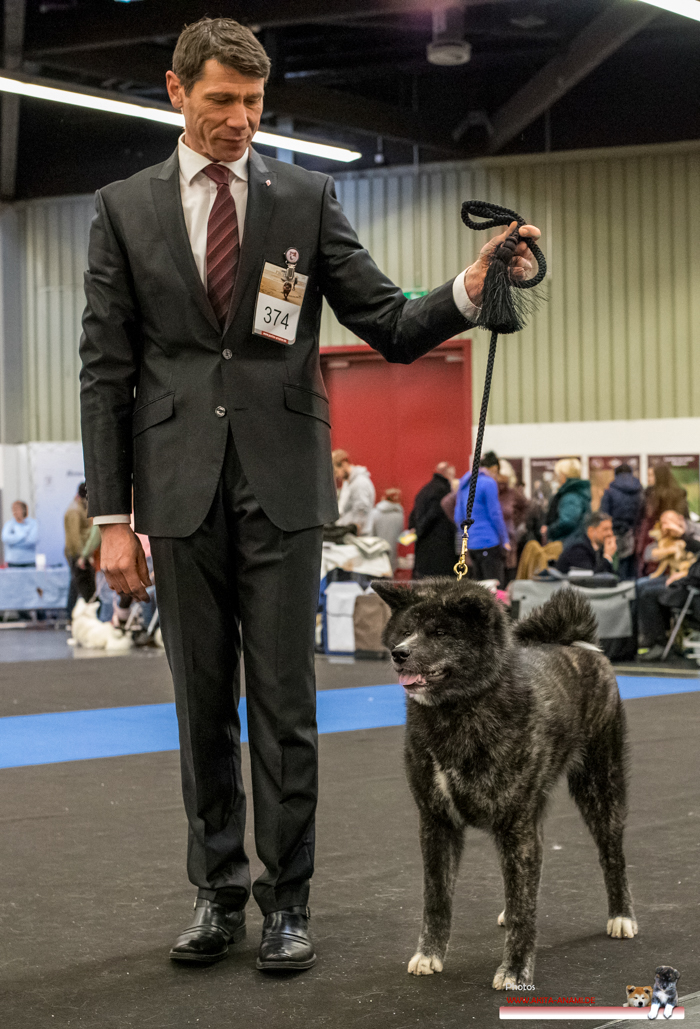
[202,163,239,327]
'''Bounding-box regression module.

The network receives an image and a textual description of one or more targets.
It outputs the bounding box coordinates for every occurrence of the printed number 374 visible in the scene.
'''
[264,306,289,330]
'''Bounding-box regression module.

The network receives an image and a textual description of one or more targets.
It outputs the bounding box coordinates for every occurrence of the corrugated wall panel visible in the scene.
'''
[324,140,700,424]
[15,140,700,442]
[21,194,94,442]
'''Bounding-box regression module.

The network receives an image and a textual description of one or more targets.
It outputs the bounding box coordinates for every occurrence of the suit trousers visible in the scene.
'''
[150,432,323,915]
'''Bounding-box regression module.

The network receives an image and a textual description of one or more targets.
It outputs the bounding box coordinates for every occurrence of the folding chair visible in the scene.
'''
[661,585,700,661]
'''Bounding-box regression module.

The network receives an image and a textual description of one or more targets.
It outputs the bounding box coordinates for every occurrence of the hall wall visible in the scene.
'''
[9,138,700,443]
[326,138,700,425]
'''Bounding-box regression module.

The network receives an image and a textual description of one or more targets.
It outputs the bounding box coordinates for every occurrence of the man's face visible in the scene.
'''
[166,59,265,163]
[12,503,25,522]
[588,519,613,548]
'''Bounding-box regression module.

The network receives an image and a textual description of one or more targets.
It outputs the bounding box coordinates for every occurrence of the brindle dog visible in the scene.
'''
[371,579,637,989]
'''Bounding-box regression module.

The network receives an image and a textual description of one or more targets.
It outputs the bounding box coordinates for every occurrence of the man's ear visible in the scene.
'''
[371,580,416,610]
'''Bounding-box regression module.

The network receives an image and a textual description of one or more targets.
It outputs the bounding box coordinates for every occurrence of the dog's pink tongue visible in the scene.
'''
[399,674,421,687]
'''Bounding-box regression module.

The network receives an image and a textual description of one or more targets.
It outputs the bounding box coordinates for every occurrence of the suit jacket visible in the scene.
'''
[80,147,473,536]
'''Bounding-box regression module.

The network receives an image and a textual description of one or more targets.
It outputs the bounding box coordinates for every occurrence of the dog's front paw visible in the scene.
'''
[408,952,443,976]
[492,965,532,990]
[607,916,638,938]
[497,909,506,926]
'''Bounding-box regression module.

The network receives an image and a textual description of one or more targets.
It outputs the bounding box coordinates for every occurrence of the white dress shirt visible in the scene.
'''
[94,141,478,525]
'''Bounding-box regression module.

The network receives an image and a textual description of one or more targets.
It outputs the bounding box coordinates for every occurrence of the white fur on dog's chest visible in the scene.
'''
[432,757,464,826]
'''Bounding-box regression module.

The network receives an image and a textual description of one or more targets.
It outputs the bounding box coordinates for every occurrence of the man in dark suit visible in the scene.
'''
[79,17,541,973]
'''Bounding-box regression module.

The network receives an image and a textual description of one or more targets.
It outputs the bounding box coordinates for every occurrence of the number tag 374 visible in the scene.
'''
[253,261,309,346]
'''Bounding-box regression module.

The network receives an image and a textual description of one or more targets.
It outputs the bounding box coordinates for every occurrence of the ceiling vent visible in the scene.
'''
[427,5,471,66]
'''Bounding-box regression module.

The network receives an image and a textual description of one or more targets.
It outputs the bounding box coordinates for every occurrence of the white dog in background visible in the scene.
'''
[69,598,133,652]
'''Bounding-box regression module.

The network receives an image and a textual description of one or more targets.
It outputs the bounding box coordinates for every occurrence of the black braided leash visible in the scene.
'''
[454,201,547,580]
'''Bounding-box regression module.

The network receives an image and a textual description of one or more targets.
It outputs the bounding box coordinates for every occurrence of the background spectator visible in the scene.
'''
[64,482,95,616]
[366,488,405,571]
[333,449,376,534]
[454,451,510,585]
[497,462,530,584]
[555,511,617,576]
[638,514,700,662]
[2,501,39,567]
[600,462,644,578]
[636,463,690,576]
[410,462,456,578]
[544,458,591,544]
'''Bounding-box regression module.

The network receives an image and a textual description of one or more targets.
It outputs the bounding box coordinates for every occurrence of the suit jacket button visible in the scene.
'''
[222,349,233,360]
[215,406,227,418]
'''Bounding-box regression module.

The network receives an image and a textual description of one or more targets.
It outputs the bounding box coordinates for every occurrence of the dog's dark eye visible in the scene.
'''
[435,629,446,637]
[403,629,412,637]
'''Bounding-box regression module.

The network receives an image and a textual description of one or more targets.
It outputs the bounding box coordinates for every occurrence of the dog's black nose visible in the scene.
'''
[391,643,410,663]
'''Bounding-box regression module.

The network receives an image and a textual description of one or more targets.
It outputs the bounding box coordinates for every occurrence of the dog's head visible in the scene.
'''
[625,986,652,1007]
[372,577,509,706]
[654,966,680,990]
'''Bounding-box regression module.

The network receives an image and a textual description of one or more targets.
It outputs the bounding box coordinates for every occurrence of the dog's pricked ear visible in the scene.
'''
[442,592,489,620]
[371,580,416,610]
[626,987,636,996]
[642,988,652,998]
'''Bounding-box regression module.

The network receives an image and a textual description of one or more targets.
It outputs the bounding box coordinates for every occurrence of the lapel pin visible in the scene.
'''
[265,179,271,186]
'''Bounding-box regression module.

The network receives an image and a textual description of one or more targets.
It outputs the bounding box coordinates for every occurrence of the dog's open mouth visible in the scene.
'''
[398,672,446,693]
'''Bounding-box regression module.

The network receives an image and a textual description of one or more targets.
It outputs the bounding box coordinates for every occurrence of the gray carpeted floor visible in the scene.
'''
[0,656,698,1029]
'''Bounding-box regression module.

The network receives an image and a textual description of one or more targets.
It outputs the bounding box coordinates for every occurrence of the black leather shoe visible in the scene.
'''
[170,899,246,963]
[256,906,316,972]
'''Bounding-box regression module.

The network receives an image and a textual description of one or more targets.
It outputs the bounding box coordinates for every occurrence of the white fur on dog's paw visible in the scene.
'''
[408,952,443,976]
[492,968,519,990]
[497,909,506,926]
[607,916,638,938]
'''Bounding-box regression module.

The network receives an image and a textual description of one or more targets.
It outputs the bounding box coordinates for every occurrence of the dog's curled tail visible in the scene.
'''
[513,588,599,649]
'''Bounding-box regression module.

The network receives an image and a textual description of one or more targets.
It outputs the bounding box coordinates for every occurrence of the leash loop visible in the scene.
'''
[454,202,546,580]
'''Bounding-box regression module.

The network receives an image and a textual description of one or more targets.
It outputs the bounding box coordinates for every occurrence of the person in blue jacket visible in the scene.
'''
[454,451,510,585]
[2,501,39,567]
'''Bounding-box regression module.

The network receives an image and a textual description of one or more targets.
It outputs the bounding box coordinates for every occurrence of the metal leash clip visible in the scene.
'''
[453,528,470,581]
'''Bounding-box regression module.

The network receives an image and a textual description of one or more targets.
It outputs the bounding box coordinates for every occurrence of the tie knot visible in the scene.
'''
[203,163,230,187]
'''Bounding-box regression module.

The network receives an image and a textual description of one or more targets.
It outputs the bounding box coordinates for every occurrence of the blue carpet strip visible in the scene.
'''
[0,677,697,770]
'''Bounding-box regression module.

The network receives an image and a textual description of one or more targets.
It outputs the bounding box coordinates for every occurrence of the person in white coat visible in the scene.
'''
[366,488,405,570]
[332,450,376,534]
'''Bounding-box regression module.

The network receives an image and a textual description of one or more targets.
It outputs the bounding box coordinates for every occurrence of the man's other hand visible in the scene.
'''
[464,221,541,307]
[100,523,152,600]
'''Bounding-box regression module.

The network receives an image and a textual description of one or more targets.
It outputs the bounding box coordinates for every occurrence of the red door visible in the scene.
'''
[320,339,472,518]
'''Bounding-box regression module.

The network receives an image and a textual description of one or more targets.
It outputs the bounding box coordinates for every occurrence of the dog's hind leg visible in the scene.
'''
[492,819,543,989]
[567,720,637,939]
[408,811,464,976]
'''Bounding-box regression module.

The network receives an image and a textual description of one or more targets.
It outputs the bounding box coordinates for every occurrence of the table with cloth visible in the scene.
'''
[509,579,637,661]
[0,567,70,612]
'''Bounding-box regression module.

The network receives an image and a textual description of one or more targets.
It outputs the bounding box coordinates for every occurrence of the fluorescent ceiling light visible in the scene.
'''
[0,74,362,163]
[634,0,700,20]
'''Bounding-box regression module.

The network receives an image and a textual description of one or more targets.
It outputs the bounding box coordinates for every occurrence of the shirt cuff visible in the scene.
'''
[452,267,481,322]
[92,514,132,525]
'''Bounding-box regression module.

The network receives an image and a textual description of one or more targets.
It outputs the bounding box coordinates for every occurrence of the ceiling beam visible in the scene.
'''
[24,0,524,58]
[1,0,26,199]
[487,0,658,155]
[30,46,464,153]
[0,69,463,155]
[263,82,461,152]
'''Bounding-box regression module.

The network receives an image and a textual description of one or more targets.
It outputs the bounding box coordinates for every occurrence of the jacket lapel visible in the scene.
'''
[224,146,277,334]
[150,150,220,333]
